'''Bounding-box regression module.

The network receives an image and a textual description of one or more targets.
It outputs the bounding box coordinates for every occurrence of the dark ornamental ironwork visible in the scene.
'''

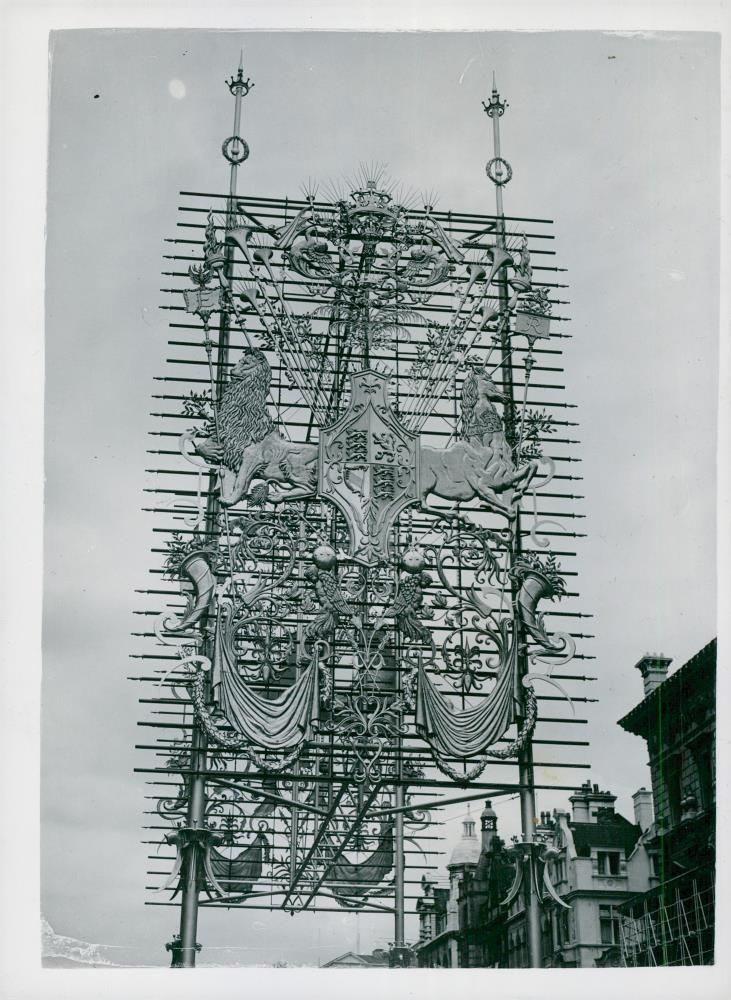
[319,370,419,565]
[134,62,591,970]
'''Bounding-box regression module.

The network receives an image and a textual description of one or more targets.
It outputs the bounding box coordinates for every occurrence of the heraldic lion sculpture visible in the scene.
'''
[194,348,318,506]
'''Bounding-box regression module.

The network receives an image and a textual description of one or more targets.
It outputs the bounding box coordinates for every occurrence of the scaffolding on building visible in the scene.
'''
[619,869,715,967]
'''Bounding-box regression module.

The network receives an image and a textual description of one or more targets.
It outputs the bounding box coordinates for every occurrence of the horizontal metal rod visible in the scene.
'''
[138,507,588,538]
[134,722,592,748]
[145,897,397,914]
[176,200,557,233]
[151,337,568,361]
[369,787,519,818]
[133,766,589,791]
[177,189,556,226]
[135,753,590,773]
[166,235,558,259]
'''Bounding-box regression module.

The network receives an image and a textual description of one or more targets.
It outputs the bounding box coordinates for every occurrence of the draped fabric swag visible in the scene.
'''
[415,642,517,758]
[213,608,319,750]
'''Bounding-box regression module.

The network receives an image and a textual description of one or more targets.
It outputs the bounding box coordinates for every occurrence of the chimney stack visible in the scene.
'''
[569,781,617,823]
[635,653,672,697]
[632,787,654,831]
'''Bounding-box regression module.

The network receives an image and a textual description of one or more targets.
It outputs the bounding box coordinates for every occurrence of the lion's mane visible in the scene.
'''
[219,349,275,470]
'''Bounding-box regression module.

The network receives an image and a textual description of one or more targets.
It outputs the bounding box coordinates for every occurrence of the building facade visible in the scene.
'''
[415,784,656,968]
[415,810,482,968]
[617,640,716,966]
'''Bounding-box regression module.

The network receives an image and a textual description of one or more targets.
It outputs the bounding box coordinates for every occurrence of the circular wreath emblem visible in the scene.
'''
[222,136,250,165]
[485,157,513,186]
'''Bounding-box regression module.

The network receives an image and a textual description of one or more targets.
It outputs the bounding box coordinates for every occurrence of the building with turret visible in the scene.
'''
[415,809,481,967]
[415,784,655,967]
[457,801,516,967]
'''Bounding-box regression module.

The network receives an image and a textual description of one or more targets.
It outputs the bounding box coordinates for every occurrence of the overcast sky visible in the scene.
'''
[34,26,720,970]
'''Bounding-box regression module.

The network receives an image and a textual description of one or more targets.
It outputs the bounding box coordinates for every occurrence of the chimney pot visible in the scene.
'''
[634,653,672,696]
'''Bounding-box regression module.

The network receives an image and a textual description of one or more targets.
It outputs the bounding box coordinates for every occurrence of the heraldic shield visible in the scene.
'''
[318,370,419,566]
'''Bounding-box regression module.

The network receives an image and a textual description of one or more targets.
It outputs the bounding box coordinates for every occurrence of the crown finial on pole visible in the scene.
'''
[482,74,512,219]
[482,77,507,120]
[227,56,254,97]
[222,52,254,202]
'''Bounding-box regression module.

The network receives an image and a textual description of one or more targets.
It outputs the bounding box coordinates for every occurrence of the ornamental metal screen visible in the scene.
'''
[132,184,593,932]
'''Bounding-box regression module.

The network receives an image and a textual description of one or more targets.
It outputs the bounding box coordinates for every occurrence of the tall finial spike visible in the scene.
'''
[492,70,497,93]
[238,48,244,74]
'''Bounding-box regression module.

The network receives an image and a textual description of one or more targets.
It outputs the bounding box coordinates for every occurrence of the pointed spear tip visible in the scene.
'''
[239,48,244,72]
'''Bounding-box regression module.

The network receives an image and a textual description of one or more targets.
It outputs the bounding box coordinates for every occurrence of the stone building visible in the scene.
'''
[414,808,482,967]
[457,801,516,967]
[415,783,656,968]
[617,639,716,966]
[528,782,655,968]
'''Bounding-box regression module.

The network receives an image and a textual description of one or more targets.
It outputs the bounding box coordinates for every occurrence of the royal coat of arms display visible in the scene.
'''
[134,74,590,951]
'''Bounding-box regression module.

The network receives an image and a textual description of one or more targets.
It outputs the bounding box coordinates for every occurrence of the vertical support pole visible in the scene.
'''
[177,725,207,967]
[392,588,407,965]
[172,54,253,969]
[484,76,542,969]
[394,783,406,948]
[289,760,300,889]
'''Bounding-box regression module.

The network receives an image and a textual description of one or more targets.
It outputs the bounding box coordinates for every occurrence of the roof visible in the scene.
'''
[448,818,481,867]
[619,639,716,738]
[322,950,389,968]
[570,813,642,857]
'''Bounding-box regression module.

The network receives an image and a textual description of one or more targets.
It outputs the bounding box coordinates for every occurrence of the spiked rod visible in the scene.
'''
[172,56,253,969]
[484,77,543,969]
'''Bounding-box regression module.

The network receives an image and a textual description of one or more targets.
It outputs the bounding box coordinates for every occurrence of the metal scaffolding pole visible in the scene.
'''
[394,783,406,948]
[171,54,253,968]
[484,75,543,969]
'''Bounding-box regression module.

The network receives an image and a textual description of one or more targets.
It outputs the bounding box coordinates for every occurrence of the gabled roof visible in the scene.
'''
[322,950,389,967]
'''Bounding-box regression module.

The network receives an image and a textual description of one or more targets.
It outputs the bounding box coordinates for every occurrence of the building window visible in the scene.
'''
[596,851,620,876]
[599,905,620,945]
[666,752,683,826]
[553,857,565,884]
[520,930,528,967]
[542,913,554,954]
[558,909,570,945]
[693,737,714,812]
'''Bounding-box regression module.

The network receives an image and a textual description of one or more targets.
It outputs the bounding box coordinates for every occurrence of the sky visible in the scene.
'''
[3,18,725,985]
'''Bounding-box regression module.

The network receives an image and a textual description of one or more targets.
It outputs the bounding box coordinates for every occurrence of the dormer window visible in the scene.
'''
[596,851,621,876]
